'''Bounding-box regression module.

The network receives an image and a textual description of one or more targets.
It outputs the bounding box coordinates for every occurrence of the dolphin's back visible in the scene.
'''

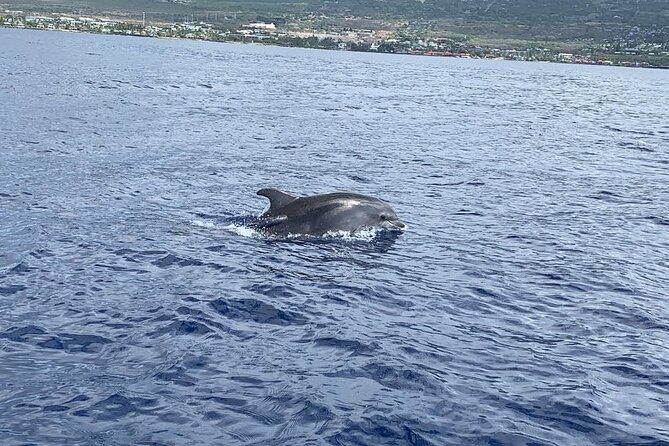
[278,193,385,216]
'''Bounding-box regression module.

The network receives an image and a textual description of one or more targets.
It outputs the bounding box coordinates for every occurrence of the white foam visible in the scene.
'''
[321,227,383,241]
[190,219,218,229]
[190,218,404,242]
[190,219,263,238]
[222,223,262,238]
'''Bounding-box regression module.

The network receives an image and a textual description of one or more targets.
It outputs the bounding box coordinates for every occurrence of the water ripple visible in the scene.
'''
[1,28,668,445]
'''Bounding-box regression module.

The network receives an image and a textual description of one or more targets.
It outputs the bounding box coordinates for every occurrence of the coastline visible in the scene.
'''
[2,17,668,70]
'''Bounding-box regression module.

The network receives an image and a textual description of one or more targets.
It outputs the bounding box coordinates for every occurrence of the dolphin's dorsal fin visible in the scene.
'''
[256,188,298,212]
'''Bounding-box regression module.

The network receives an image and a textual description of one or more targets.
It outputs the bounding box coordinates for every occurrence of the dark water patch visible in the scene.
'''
[503,398,603,435]
[328,415,436,446]
[454,209,484,216]
[154,366,197,387]
[42,405,70,412]
[238,402,286,426]
[37,333,112,353]
[0,284,27,295]
[273,144,299,150]
[603,364,653,381]
[469,432,559,446]
[588,190,629,203]
[326,363,442,392]
[1,324,47,342]
[644,216,669,226]
[92,262,149,273]
[204,261,235,273]
[15,402,42,409]
[619,141,655,153]
[246,283,298,299]
[152,254,204,268]
[604,125,655,136]
[426,180,465,187]
[73,394,157,421]
[499,397,669,444]
[148,320,214,337]
[210,297,308,326]
[468,286,499,299]
[203,396,248,407]
[295,399,332,427]
[175,305,206,316]
[104,321,134,330]
[309,336,379,356]
[136,441,173,446]
[400,345,455,364]
[230,375,266,386]
[114,248,168,258]
[348,174,371,183]
[582,306,668,331]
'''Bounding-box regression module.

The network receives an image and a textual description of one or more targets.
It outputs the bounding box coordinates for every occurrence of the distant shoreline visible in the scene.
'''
[2,23,668,71]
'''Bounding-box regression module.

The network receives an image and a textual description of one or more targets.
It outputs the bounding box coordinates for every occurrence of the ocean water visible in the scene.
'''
[1,28,668,445]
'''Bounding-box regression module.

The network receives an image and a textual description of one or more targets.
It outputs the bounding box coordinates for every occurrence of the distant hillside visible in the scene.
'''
[325,0,669,26]
[3,0,668,25]
[2,0,667,41]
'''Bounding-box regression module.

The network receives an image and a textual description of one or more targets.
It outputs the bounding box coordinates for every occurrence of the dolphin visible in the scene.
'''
[252,188,405,236]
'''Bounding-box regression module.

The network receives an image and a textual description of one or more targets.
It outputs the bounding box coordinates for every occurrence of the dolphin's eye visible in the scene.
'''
[380,214,387,220]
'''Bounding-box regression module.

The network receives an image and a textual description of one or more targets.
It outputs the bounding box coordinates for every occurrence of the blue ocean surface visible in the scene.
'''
[1,27,668,445]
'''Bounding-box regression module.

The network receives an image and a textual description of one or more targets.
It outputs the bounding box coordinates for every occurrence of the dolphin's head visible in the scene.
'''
[376,206,406,231]
[347,199,405,232]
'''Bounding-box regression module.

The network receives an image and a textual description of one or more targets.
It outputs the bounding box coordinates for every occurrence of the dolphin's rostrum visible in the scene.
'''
[252,188,405,236]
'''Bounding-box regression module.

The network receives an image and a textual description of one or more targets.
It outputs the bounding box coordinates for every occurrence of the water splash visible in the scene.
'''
[222,222,263,238]
[190,219,218,230]
[191,216,404,244]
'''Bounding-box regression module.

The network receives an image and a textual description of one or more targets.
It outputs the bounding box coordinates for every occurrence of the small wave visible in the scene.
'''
[190,219,219,230]
[223,223,262,238]
[320,227,387,242]
[191,218,264,238]
[191,217,404,244]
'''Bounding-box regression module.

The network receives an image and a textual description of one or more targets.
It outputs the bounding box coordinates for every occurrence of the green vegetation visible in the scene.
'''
[1,0,667,67]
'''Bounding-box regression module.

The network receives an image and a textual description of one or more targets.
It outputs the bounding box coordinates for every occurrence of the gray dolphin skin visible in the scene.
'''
[253,188,406,236]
